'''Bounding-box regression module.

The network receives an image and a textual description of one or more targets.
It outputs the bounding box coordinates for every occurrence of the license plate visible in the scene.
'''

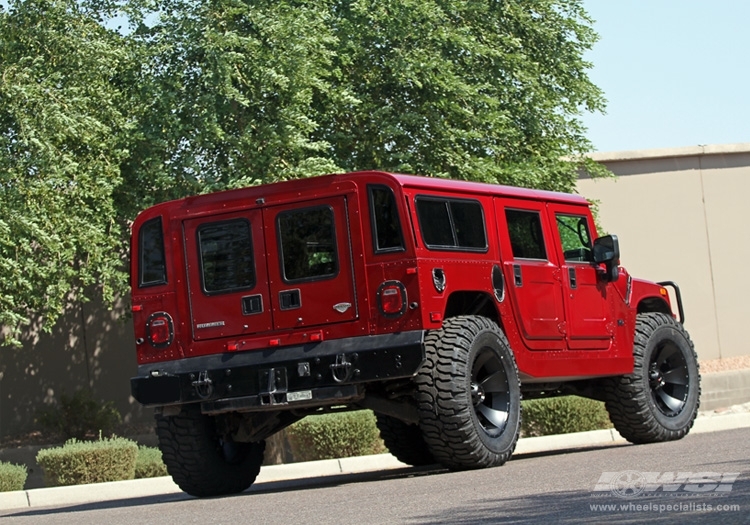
[287,390,313,402]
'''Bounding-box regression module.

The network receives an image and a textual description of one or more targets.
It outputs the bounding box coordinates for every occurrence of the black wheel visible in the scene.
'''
[603,312,701,444]
[415,315,521,469]
[375,414,435,466]
[155,405,265,497]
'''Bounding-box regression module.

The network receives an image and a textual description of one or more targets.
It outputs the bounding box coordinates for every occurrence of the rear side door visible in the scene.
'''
[494,199,565,350]
[183,210,273,340]
[548,205,612,350]
[263,196,358,330]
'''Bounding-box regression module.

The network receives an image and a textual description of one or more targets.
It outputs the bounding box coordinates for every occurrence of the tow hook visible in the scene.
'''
[331,353,353,383]
[191,370,213,399]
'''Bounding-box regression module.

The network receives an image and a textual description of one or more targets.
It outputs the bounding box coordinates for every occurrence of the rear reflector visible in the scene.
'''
[378,281,407,318]
[146,312,174,348]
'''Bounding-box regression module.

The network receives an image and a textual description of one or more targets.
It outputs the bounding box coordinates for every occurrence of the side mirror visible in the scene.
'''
[593,234,620,282]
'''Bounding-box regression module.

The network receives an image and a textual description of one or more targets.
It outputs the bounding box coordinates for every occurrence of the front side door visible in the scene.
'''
[263,196,358,330]
[548,205,612,350]
[184,210,273,341]
[495,199,565,350]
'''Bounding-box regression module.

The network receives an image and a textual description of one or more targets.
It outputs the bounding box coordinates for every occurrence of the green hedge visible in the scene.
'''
[135,446,168,479]
[286,410,384,462]
[521,396,612,437]
[36,437,138,487]
[0,461,28,492]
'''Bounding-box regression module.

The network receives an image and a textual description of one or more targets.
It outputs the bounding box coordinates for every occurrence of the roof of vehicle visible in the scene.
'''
[386,172,589,205]
[133,171,589,224]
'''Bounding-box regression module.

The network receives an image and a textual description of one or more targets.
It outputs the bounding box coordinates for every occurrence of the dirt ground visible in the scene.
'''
[699,355,750,373]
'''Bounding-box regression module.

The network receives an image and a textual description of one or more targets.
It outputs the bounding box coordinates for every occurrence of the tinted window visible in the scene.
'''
[452,200,486,248]
[417,199,454,247]
[369,185,404,252]
[139,217,166,287]
[505,209,547,260]
[198,220,255,294]
[278,206,338,282]
[556,214,593,262]
[416,197,487,251]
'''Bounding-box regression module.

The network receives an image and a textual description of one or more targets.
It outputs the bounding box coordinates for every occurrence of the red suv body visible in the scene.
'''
[130,172,699,497]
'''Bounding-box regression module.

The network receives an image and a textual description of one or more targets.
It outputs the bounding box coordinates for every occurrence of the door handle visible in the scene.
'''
[568,267,577,289]
[513,264,522,287]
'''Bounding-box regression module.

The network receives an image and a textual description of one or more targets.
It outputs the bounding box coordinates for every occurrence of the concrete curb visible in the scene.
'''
[2,411,749,512]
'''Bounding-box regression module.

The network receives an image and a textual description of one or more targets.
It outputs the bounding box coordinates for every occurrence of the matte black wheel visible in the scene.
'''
[376,414,434,466]
[155,405,265,497]
[603,312,700,444]
[415,315,521,469]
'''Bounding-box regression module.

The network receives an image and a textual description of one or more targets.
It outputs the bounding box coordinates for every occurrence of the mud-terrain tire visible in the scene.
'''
[155,405,265,497]
[415,315,521,469]
[375,414,435,466]
[603,312,700,444]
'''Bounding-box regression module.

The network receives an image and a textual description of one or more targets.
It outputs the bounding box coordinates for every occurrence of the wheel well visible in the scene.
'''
[637,297,671,316]
[444,291,500,326]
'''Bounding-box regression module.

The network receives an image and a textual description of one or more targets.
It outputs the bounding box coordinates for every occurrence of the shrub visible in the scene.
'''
[521,396,612,437]
[286,410,384,462]
[0,461,28,492]
[135,446,168,479]
[36,436,137,486]
[36,389,122,441]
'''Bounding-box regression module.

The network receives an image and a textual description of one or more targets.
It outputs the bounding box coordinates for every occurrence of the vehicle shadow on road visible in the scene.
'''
[1,443,679,520]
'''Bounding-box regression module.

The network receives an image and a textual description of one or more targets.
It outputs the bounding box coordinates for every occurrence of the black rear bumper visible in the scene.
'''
[131,330,425,413]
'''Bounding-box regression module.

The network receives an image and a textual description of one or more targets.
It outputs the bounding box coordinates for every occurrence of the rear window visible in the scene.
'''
[138,217,167,287]
[369,185,404,253]
[198,219,256,294]
[278,206,338,282]
[415,197,487,251]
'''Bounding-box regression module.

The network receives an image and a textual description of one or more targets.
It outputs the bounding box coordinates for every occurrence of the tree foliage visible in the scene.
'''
[0,0,133,343]
[0,0,607,343]
[117,0,342,217]
[315,0,606,190]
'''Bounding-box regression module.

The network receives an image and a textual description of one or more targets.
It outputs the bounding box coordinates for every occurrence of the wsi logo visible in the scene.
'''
[593,471,740,499]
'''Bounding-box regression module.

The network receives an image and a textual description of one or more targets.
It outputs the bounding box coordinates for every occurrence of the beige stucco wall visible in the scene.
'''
[0,299,149,439]
[578,144,750,361]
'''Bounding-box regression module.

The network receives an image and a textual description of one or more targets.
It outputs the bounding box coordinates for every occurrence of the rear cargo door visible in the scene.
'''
[183,210,273,340]
[263,196,358,330]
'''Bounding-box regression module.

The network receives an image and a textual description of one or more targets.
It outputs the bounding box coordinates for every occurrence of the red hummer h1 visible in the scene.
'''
[130,171,700,497]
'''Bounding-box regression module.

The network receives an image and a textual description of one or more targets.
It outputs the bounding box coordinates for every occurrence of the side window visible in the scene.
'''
[139,217,167,287]
[278,206,338,282]
[368,185,404,252]
[556,214,594,262]
[198,219,255,294]
[416,197,487,251]
[417,199,454,247]
[505,209,547,260]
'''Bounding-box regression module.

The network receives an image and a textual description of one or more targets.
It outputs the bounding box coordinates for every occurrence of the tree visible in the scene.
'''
[117,0,342,218]
[313,0,606,190]
[0,0,133,344]
[0,0,607,342]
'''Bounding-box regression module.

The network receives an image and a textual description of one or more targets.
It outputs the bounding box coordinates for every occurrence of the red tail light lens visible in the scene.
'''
[378,281,407,318]
[147,312,174,348]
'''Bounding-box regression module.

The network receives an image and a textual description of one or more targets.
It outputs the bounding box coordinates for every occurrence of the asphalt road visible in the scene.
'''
[2,428,748,525]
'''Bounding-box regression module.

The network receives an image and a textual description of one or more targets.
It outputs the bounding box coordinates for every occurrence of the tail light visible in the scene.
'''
[378,281,407,318]
[146,312,174,348]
